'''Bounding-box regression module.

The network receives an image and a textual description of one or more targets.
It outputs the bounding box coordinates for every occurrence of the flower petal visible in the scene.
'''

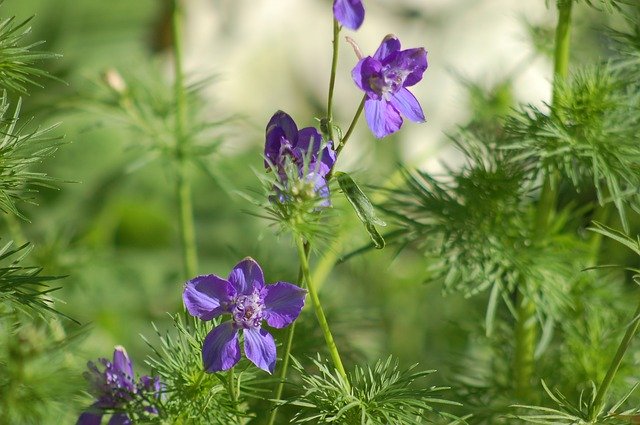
[364,98,403,138]
[265,110,298,168]
[76,411,102,425]
[243,327,277,373]
[112,346,133,379]
[202,322,240,372]
[373,35,401,62]
[228,257,265,294]
[183,275,233,321]
[107,413,132,425]
[352,57,383,98]
[390,88,425,123]
[263,282,307,328]
[388,48,427,87]
[333,0,365,31]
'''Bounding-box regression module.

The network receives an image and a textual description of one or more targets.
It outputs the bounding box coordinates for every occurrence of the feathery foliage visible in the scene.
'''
[289,356,465,424]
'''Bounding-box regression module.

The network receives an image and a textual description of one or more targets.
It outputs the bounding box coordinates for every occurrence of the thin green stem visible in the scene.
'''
[336,95,366,157]
[327,95,366,181]
[513,0,574,400]
[551,0,573,108]
[227,367,238,406]
[295,237,350,389]
[266,243,310,425]
[514,294,537,400]
[171,0,198,280]
[325,19,340,144]
[589,298,640,421]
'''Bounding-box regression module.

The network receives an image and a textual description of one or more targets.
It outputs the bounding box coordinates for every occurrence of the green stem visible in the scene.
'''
[266,243,310,425]
[325,19,340,144]
[336,95,366,158]
[171,0,198,280]
[514,294,537,399]
[551,0,573,108]
[295,237,350,389]
[227,367,238,406]
[589,298,640,421]
[513,0,574,399]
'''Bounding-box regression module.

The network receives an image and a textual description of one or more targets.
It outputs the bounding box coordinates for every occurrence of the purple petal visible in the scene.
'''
[388,48,428,87]
[352,57,383,99]
[107,413,132,425]
[364,98,403,138]
[243,327,277,373]
[77,411,102,425]
[183,275,233,321]
[112,346,133,378]
[228,257,265,294]
[373,35,401,62]
[295,127,323,165]
[202,322,241,372]
[390,88,425,123]
[265,111,299,168]
[263,282,307,328]
[333,0,365,31]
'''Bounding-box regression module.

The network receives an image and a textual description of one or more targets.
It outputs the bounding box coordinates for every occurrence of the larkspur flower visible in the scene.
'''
[333,0,365,31]
[352,34,428,138]
[77,346,162,425]
[183,257,306,374]
[265,110,336,206]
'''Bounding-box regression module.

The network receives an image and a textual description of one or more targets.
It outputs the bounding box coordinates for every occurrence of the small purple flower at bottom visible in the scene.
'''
[77,346,162,425]
[183,257,306,374]
[352,35,428,138]
[333,0,365,31]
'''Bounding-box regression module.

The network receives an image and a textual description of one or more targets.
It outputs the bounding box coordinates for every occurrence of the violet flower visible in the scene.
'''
[333,0,365,31]
[77,346,161,425]
[352,35,428,138]
[183,257,306,374]
[265,110,336,206]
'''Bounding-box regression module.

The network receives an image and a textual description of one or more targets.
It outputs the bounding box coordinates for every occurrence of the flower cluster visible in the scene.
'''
[265,110,336,207]
[77,346,162,425]
[183,257,306,373]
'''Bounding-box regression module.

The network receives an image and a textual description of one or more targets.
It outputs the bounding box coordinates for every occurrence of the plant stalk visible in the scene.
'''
[295,237,350,389]
[171,0,198,280]
[513,0,573,399]
[325,19,340,144]
[589,298,640,421]
[266,242,310,425]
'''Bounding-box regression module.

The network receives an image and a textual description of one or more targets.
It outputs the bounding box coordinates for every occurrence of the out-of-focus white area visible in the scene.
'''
[182,0,555,172]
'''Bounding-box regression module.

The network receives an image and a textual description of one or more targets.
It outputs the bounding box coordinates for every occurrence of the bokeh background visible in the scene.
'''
[0,0,623,422]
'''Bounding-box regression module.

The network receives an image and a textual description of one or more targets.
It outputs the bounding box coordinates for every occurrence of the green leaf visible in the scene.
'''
[335,171,386,249]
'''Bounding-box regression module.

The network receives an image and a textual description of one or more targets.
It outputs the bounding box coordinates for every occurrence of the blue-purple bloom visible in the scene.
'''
[333,0,365,31]
[183,257,306,374]
[265,110,336,206]
[352,35,428,138]
[77,346,162,425]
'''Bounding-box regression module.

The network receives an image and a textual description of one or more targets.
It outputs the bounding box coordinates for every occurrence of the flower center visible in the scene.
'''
[368,66,409,98]
[231,290,264,329]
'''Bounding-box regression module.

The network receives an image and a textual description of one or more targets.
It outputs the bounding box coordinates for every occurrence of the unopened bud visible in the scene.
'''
[102,68,127,94]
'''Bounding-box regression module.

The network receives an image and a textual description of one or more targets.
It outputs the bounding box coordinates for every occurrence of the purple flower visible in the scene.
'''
[265,111,336,206]
[183,257,306,374]
[77,346,161,425]
[333,0,365,31]
[352,35,428,138]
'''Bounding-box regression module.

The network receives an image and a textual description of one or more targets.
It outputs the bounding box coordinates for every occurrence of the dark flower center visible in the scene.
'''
[369,66,410,98]
[231,290,264,329]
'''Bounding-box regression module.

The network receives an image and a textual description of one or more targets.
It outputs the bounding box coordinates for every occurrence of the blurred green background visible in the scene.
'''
[0,0,630,422]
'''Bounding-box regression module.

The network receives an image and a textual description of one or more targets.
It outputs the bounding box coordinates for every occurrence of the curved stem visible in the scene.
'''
[325,19,340,144]
[267,243,310,425]
[171,0,198,280]
[589,298,640,421]
[227,367,238,407]
[327,95,366,181]
[295,237,350,389]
